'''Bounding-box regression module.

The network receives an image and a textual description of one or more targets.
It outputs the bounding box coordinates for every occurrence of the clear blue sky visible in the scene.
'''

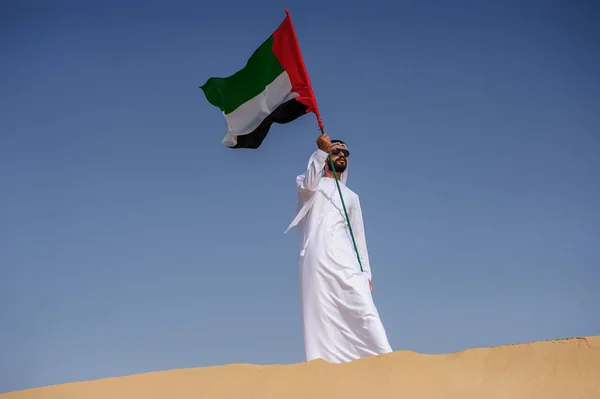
[1,0,598,394]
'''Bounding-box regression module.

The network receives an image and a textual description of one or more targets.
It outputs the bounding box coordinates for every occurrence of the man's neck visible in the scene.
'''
[324,170,341,180]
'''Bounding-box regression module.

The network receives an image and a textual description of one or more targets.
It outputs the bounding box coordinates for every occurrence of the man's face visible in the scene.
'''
[328,144,349,173]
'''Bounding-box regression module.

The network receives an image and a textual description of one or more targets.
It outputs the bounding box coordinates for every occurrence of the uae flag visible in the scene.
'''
[200,9,321,149]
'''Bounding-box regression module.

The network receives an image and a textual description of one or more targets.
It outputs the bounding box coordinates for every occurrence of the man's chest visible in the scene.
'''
[316,181,355,212]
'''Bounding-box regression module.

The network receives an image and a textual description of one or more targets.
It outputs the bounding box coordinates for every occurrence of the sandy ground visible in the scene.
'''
[3,336,599,399]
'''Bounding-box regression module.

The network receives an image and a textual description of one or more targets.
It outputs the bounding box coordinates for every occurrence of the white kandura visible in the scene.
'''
[286,148,392,363]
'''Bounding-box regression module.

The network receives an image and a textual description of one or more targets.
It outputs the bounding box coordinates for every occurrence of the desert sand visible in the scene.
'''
[3,336,599,399]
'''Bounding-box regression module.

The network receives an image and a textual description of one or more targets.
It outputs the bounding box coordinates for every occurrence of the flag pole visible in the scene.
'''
[320,127,364,273]
[285,8,363,273]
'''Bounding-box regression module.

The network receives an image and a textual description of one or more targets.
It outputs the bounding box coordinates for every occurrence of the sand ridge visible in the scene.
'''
[3,336,599,399]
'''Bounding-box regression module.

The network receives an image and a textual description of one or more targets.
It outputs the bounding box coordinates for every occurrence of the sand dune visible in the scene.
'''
[3,336,599,399]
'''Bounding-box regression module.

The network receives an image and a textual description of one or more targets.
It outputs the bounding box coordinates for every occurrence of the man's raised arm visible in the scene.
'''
[296,133,332,192]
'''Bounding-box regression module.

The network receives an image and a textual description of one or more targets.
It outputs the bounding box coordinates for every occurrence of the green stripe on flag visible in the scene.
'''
[201,37,284,115]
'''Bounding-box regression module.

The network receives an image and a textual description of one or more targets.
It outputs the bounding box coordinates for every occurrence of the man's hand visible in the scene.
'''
[316,133,331,153]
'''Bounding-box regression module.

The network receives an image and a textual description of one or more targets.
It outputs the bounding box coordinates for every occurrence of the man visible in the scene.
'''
[285,133,393,363]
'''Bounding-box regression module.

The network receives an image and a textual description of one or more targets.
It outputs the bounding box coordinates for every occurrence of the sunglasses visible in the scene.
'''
[330,148,350,157]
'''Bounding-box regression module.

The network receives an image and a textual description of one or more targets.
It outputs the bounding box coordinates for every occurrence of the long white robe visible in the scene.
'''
[286,149,392,363]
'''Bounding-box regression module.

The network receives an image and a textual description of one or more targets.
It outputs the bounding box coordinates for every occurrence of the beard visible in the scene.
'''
[332,159,347,173]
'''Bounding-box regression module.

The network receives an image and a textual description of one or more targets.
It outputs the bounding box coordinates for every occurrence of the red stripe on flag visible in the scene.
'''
[271,9,323,129]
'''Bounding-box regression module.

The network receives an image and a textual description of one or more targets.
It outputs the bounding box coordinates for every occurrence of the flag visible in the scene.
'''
[200,9,321,149]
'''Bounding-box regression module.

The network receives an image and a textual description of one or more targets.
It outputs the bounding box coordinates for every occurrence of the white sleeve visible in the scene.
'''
[296,149,328,192]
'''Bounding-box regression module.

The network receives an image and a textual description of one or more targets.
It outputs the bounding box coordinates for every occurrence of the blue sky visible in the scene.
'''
[1,0,598,394]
